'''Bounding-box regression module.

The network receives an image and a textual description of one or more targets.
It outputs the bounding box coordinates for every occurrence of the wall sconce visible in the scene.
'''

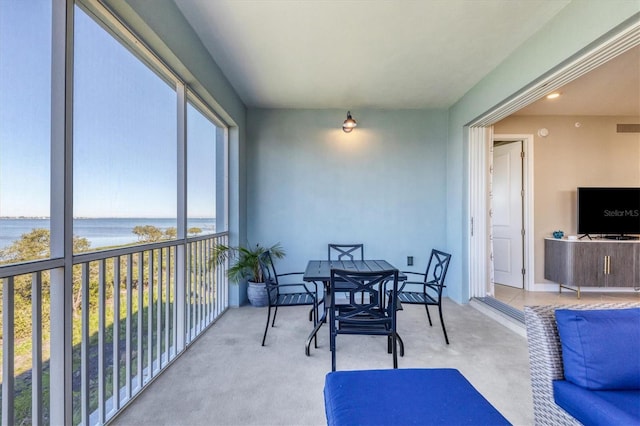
[342,111,357,133]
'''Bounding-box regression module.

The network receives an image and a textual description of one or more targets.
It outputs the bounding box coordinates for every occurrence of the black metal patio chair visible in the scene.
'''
[328,243,364,261]
[396,249,452,344]
[329,268,401,371]
[257,251,319,347]
[309,243,366,322]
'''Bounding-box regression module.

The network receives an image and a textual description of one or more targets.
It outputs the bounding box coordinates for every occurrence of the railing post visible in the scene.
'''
[2,277,15,425]
[32,272,43,425]
[176,245,186,352]
[81,264,91,426]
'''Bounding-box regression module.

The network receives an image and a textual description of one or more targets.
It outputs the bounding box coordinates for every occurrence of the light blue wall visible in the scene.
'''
[446,3,639,303]
[110,0,638,306]
[246,109,449,295]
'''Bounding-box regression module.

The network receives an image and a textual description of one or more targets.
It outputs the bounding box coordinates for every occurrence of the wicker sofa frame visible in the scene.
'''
[523,302,640,426]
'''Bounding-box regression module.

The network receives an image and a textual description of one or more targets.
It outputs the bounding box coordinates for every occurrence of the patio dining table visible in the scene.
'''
[303,259,406,356]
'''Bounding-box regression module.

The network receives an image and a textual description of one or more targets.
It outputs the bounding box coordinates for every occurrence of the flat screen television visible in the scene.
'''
[577,187,640,239]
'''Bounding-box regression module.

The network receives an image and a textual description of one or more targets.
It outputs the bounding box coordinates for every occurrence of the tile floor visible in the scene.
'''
[494,283,640,311]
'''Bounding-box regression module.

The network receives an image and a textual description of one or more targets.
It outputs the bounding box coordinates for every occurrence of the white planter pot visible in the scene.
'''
[247,281,268,307]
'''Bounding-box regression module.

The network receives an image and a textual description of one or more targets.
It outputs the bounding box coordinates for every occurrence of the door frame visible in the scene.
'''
[493,134,534,292]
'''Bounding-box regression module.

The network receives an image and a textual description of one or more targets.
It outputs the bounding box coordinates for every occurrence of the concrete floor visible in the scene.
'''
[111,299,533,425]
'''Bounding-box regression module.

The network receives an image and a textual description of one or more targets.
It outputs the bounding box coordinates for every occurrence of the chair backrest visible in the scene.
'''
[424,249,451,291]
[330,268,398,323]
[257,251,279,303]
[328,244,364,261]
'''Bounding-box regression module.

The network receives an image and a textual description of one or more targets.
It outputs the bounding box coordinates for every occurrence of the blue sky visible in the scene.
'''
[1,1,216,218]
[0,0,52,217]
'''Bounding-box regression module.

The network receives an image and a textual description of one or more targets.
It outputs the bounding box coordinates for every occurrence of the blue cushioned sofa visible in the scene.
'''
[524,303,640,425]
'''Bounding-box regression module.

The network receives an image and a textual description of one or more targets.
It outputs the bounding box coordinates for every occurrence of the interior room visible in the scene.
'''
[490,45,640,311]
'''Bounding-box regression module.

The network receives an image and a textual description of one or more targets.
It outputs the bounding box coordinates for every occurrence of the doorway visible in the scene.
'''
[468,130,533,299]
[492,140,524,289]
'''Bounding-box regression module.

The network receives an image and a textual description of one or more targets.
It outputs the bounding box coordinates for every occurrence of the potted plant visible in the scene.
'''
[211,242,285,306]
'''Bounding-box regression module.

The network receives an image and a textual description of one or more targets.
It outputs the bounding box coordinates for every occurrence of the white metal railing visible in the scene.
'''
[0,232,228,425]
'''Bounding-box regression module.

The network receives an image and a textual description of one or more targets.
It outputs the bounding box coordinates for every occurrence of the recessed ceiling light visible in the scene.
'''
[546,92,561,99]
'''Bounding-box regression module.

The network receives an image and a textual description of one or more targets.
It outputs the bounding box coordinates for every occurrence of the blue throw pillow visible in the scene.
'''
[555,308,640,390]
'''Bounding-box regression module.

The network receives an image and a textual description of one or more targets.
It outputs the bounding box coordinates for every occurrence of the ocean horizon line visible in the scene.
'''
[1,217,217,251]
[1,216,215,220]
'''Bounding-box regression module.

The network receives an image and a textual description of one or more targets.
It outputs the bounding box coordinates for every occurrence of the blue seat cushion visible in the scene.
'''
[554,380,640,425]
[555,308,640,390]
[324,368,510,425]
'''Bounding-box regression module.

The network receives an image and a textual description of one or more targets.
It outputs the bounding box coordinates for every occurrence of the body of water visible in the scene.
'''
[0,217,216,251]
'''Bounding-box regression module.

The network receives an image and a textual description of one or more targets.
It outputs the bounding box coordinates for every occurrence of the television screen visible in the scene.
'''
[577,187,640,237]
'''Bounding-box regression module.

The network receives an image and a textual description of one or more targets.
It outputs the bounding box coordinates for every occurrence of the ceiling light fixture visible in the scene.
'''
[546,92,561,99]
[342,111,357,133]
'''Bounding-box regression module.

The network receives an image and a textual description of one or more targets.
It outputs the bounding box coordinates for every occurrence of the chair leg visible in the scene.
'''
[330,333,337,371]
[305,318,323,356]
[305,302,323,356]
[392,334,398,369]
[311,294,324,320]
[262,306,272,346]
[438,303,450,344]
[387,333,405,357]
[314,303,319,348]
[424,304,433,326]
[271,306,279,327]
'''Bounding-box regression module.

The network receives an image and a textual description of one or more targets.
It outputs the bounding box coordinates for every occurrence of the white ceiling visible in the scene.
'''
[174,0,638,116]
[515,45,640,116]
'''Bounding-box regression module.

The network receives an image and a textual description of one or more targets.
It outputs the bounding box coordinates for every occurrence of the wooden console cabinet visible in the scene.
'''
[544,238,640,297]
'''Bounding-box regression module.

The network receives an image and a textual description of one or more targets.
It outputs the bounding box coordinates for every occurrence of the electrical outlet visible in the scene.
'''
[407,256,413,266]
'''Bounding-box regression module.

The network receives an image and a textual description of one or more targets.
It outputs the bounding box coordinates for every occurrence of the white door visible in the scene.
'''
[492,141,523,288]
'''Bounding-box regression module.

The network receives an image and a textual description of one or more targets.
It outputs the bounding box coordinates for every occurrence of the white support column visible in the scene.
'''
[216,126,228,233]
[176,82,187,352]
[218,126,230,308]
[49,1,74,424]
